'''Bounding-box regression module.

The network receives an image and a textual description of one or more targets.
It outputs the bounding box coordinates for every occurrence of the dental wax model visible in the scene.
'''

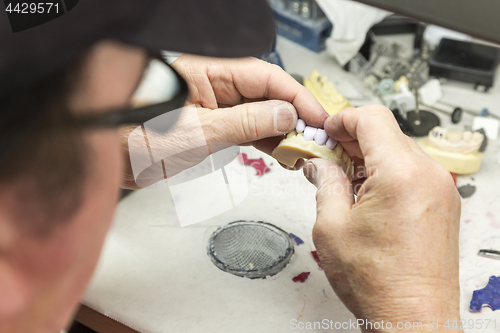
[272,70,354,180]
[304,70,353,116]
[428,126,483,153]
[418,126,485,174]
[271,120,353,181]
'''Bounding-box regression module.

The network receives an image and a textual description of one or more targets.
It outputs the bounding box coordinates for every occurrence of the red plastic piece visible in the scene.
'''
[292,272,311,283]
[239,153,271,176]
[450,172,457,186]
[311,251,323,270]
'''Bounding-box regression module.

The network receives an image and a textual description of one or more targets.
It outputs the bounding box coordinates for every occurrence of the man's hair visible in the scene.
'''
[0,61,89,236]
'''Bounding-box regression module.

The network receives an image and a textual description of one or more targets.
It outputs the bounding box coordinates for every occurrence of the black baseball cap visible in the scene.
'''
[0,0,276,98]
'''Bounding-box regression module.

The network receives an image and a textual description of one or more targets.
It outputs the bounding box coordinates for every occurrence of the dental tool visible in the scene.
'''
[478,249,500,260]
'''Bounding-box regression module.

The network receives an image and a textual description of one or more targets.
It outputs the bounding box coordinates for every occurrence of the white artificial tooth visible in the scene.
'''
[430,126,447,140]
[473,132,483,141]
[446,129,463,144]
[314,129,328,145]
[335,144,343,158]
[342,150,349,162]
[326,137,337,149]
[303,126,317,141]
[296,119,306,133]
[463,131,472,142]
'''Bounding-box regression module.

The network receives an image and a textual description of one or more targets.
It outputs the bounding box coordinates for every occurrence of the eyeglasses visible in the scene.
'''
[72,54,188,131]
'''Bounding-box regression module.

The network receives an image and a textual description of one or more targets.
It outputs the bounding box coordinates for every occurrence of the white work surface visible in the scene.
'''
[83,36,500,332]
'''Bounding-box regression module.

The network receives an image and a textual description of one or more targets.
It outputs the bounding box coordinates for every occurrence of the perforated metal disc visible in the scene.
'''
[207,221,294,279]
[406,110,441,137]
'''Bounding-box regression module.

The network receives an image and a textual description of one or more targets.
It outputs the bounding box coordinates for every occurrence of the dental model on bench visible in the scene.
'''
[418,126,485,174]
[428,127,484,154]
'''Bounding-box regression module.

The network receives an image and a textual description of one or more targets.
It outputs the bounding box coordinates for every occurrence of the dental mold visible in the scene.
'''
[272,70,355,180]
[304,70,353,116]
[271,122,353,181]
[418,126,485,174]
[428,126,484,154]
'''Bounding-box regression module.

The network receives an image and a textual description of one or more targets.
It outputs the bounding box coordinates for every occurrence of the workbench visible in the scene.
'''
[77,36,500,333]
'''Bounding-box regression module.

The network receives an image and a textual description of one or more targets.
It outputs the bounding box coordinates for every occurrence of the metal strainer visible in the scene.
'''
[207,220,294,279]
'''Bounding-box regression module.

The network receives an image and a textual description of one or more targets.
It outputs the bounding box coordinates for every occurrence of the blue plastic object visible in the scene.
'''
[470,276,500,312]
[479,107,490,117]
[289,233,304,245]
[272,5,332,52]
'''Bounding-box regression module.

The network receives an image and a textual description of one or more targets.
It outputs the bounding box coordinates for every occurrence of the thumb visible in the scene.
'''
[303,158,354,218]
[200,100,297,145]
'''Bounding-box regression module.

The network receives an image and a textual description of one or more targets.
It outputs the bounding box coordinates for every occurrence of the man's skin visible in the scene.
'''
[0,41,462,332]
[305,107,462,332]
[0,41,144,332]
[121,54,328,188]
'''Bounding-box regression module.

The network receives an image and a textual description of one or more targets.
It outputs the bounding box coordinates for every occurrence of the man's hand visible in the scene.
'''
[171,54,328,155]
[121,55,328,189]
[303,105,462,332]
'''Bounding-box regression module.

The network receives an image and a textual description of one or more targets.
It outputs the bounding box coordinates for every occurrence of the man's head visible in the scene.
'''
[0,40,147,332]
[0,1,275,331]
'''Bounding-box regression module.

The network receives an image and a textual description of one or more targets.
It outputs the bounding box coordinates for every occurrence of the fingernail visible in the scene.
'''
[274,104,296,133]
[303,161,317,185]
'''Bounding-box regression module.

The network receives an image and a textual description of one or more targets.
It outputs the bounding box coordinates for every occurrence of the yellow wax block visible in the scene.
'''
[304,70,352,116]
[418,139,483,174]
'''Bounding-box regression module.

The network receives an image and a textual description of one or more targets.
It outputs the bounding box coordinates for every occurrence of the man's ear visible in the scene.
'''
[0,221,31,318]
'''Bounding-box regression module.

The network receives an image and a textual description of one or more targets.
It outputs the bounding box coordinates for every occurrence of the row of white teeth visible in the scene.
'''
[296,119,352,170]
[296,119,338,149]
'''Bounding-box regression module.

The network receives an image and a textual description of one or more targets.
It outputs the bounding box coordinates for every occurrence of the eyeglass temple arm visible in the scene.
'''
[74,56,189,128]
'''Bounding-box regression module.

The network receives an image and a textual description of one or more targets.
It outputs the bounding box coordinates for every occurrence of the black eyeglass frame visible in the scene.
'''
[73,54,188,129]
